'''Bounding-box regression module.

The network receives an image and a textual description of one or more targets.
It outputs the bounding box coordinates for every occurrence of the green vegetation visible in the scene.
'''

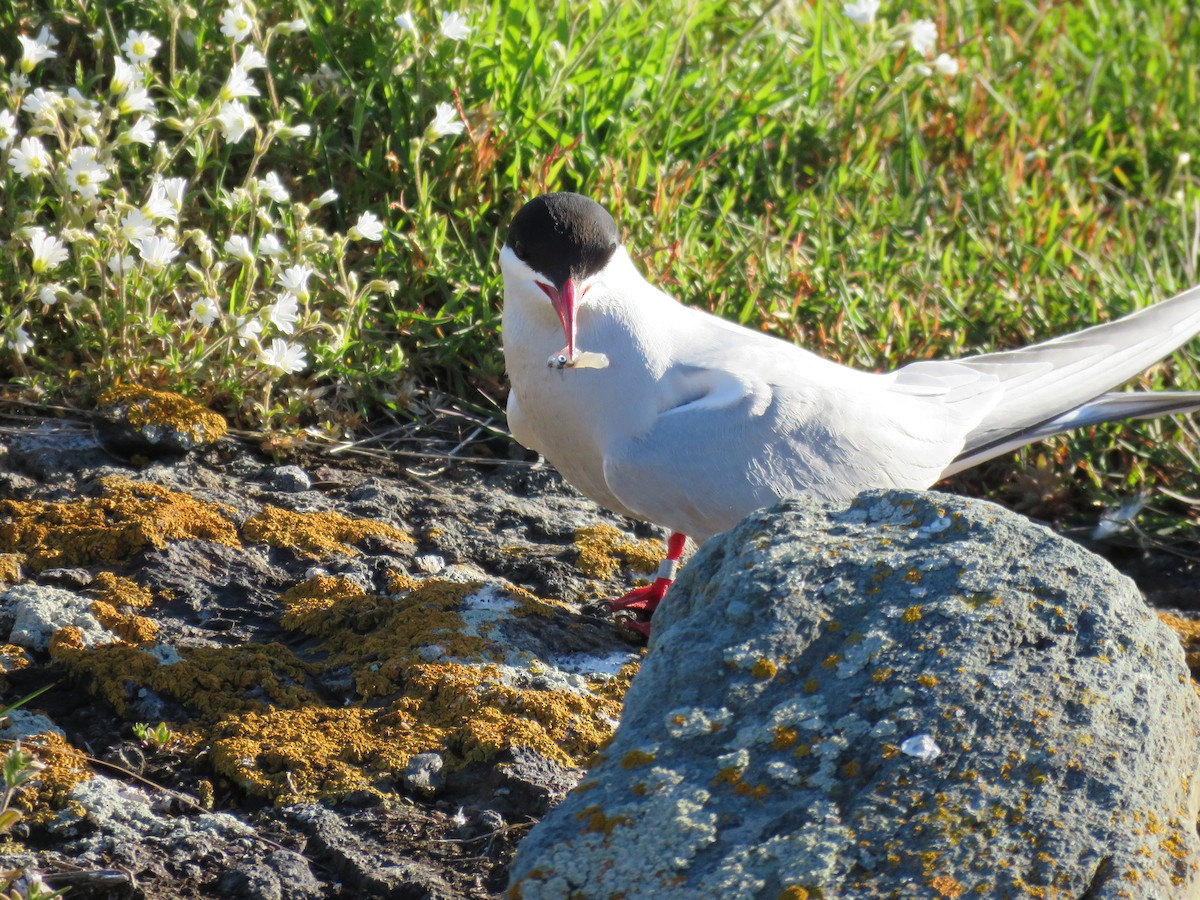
[1,0,1199,526]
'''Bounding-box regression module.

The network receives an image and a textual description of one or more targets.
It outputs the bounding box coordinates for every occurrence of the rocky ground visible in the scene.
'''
[0,394,1197,899]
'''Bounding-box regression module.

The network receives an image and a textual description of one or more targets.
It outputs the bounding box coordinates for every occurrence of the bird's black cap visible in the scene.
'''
[505,193,620,288]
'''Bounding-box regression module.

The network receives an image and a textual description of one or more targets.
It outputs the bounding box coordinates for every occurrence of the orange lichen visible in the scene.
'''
[0,477,240,571]
[242,505,413,557]
[929,875,965,897]
[0,553,21,584]
[620,749,657,769]
[573,524,662,580]
[8,731,92,823]
[92,571,155,608]
[752,658,779,680]
[90,600,158,644]
[98,384,228,445]
[772,726,799,750]
[903,606,924,623]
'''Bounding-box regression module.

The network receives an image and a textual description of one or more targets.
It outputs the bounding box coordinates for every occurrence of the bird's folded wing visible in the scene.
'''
[601,363,999,541]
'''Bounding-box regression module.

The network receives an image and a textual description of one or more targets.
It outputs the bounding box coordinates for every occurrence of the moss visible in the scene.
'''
[0,477,240,572]
[573,524,662,579]
[242,505,413,558]
[98,385,227,444]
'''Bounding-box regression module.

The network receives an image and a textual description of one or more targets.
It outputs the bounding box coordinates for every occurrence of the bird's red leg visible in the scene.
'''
[609,531,688,616]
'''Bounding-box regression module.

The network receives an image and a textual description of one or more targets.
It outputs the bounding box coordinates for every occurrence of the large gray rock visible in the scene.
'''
[509,490,1200,898]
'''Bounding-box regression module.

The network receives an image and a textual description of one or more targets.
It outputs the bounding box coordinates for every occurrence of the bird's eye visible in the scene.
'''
[513,240,529,261]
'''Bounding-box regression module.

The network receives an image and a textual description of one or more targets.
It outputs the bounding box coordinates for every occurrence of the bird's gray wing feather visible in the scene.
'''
[601,364,992,540]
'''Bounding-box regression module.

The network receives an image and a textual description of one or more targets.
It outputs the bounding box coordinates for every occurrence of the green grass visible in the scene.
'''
[3,0,1200,530]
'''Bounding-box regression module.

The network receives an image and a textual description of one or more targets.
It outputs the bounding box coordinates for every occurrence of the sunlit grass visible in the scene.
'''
[3,0,1200,529]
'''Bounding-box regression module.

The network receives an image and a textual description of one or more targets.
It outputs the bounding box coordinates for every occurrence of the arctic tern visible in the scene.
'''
[500,192,1200,634]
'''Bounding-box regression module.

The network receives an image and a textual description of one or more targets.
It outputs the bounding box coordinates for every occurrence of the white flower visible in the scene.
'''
[8,136,51,177]
[66,88,102,127]
[1180,152,1193,168]
[272,121,311,140]
[108,253,136,276]
[216,100,256,143]
[117,84,154,116]
[190,297,221,326]
[220,64,259,102]
[348,210,384,242]
[426,102,464,140]
[0,110,16,148]
[277,265,313,298]
[258,233,284,256]
[258,171,289,202]
[236,314,263,345]
[110,56,142,95]
[439,11,470,41]
[268,292,300,334]
[120,115,157,146]
[157,177,188,209]
[120,208,156,241]
[10,326,34,356]
[9,73,30,92]
[909,19,938,57]
[64,146,110,199]
[121,30,162,64]
[30,231,69,273]
[135,235,179,270]
[220,4,254,43]
[395,12,418,35]
[224,235,255,264]
[280,19,308,33]
[313,188,338,209]
[842,0,880,24]
[932,53,959,76]
[239,47,267,70]
[259,338,307,374]
[21,87,62,120]
[39,283,62,306]
[19,27,58,73]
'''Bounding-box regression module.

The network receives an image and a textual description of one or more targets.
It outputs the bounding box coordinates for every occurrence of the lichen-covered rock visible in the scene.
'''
[509,490,1200,899]
[95,385,227,456]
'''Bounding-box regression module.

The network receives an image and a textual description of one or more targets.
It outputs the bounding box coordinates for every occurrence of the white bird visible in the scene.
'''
[501,192,1200,633]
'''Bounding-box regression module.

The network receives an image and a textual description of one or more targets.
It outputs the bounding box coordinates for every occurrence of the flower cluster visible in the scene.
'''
[393,9,471,141]
[841,3,959,78]
[1,8,393,425]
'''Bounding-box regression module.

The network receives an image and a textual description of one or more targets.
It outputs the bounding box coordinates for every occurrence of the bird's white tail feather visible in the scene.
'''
[958,284,1200,453]
[946,390,1200,474]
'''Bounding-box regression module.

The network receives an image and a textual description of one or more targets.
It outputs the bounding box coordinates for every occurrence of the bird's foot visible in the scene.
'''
[608,577,672,614]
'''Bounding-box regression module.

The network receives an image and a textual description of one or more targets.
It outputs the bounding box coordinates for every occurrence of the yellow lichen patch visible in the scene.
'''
[778,888,812,900]
[279,574,371,635]
[98,384,228,444]
[0,642,32,692]
[620,749,657,769]
[1158,612,1200,676]
[752,658,779,680]
[902,606,924,624]
[8,731,92,824]
[207,706,437,801]
[0,553,21,584]
[90,600,158,644]
[242,505,413,558]
[92,571,155,608]
[280,577,494,697]
[772,726,798,750]
[929,874,966,897]
[53,640,316,718]
[0,477,240,572]
[573,524,662,580]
